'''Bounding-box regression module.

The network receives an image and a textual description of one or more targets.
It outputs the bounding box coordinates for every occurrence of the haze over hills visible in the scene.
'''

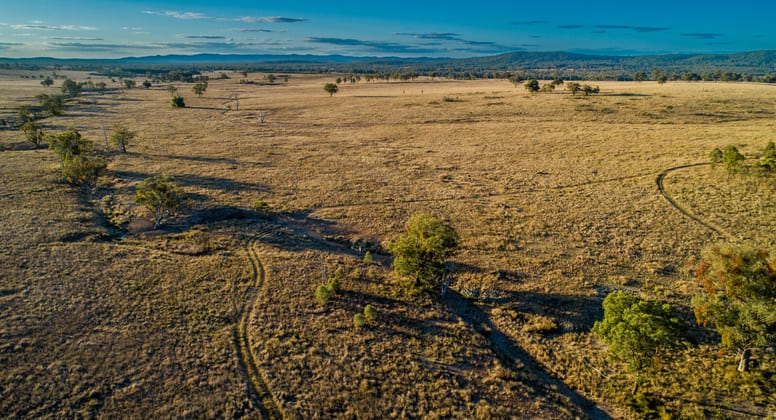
[1,50,775,78]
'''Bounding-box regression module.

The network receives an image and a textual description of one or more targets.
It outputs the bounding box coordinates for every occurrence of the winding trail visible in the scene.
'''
[655,163,734,240]
[233,239,283,419]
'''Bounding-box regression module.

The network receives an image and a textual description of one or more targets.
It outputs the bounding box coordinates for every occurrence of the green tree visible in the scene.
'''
[40,76,54,87]
[266,74,277,83]
[48,127,92,163]
[95,81,107,93]
[170,95,186,108]
[134,176,184,229]
[324,82,339,97]
[192,82,207,97]
[61,154,107,187]
[388,213,458,295]
[582,85,600,95]
[722,145,745,173]
[566,82,582,95]
[61,79,81,97]
[633,71,647,82]
[21,120,45,146]
[124,79,136,89]
[541,83,556,93]
[110,125,135,153]
[142,80,152,89]
[593,292,684,392]
[17,105,35,126]
[760,141,776,171]
[692,244,776,371]
[709,147,724,167]
[36,93,65,116]
[524,79,540,93]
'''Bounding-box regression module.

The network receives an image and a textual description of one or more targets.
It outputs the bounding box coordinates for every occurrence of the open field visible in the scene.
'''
[1,72,775,418]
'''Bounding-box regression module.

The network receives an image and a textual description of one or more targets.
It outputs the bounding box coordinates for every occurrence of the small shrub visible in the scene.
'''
[442,96,463,102]
[170,95,186,108]
[250,199,271,216]
[135,176,184,229]
[110,125,135,153]
[328,266,344,293]
[363,305,377,324]
[61,154,107,187]
[709,147,724,167]
[353,313,366,328]
[21,121,45,146]
[363,251,374,265]
[722,145,745,173]
[315,284,332,306]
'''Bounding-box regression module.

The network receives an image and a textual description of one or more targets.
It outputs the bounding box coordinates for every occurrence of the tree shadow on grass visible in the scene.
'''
[110,169,270,194]
[442,290,612,419]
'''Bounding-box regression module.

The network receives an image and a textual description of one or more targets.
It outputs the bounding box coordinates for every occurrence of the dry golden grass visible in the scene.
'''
[1,72,775,418]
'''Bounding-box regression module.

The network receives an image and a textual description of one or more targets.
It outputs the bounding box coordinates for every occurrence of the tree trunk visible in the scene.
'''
[738,348,751,372]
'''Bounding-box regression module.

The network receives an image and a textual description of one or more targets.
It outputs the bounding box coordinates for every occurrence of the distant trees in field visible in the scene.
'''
[710,142,776,175]
[36,93,66,116]
[124,79,136,89]
[192,81,208,97]
[142,80,152,88]
[323,82,338,97]
[170,95,186,108]
[21,120,45,147]
[524,79,540,93]
[40,76,54,87]
[61,79,81,97]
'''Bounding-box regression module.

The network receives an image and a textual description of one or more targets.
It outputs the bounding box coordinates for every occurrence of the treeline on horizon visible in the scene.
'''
[2,50,775,83]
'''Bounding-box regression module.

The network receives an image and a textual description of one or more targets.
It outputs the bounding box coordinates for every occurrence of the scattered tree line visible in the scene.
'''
[710,142,776,175]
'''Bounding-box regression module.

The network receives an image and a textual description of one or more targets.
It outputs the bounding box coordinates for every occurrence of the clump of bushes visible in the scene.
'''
[48,127,106,187]
[710,142,776,175]
[354,305,377,329]
[250,199,271,217]
[315,266,343,306]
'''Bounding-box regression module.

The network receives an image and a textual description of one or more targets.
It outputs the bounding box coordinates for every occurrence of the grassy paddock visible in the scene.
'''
[1,73,775,417]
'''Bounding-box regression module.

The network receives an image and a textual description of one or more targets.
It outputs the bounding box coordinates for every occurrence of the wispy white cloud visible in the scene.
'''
[11,24,97,31]
[142,10,209,20]
[236,16,306,23]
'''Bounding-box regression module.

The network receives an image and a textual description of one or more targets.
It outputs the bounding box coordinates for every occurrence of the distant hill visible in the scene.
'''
[1,50,774,78]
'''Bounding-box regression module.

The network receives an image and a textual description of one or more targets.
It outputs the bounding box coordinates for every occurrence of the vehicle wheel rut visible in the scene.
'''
[656,163,734,240]
[233,239,283,419]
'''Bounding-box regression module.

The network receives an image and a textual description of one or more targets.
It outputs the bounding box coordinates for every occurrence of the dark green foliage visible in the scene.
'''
[61,79,81,97]
[250,199,271,216]
[61,154,107,187]
[709,147,724,167]
[21,121,45,146]
[48,127,92,163]
[48,127,106,186]
[315,285,333,306]
[692,244,776,371]
[388,213,458,295]
[17,105,35,126]
[363,304,377,324]
[124,79,136,89]
[353,313,366,328]
[110,125,135,153]
[134,176,184,229]
[524,79,540,93]
[36,93,65,116]
[759,141,776,171]
[170,95,186,108]
[633,71,647,82]
[328,266,343,293]
[540,83,555,93]
[40,76,53,87]
[142,80,152,88]
[323,82,338,97]
[192,81,207,97]
[722,145,745,173]
[592,291,684,372]
[363,251,374,265]
[582,85,600,95]
[566,82,581,95]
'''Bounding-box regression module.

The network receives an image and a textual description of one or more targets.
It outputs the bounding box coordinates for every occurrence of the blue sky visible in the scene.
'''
[0,0,773,58]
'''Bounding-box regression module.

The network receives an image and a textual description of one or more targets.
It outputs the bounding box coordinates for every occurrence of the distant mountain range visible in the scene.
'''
[1,51,775,77]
